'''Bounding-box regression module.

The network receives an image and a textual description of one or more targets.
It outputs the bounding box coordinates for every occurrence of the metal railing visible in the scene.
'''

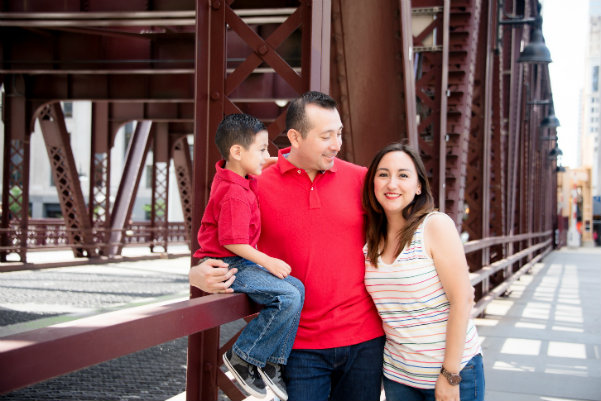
[0,231,553,400]
[0,219,189,255]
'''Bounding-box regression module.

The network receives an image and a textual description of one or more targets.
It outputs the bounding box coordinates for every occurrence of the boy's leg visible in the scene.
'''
[230,260,304,367]
[266,275,305,365]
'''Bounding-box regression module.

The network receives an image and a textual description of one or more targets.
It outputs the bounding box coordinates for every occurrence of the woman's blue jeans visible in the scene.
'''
[383,353,485,401]
[222,256,305,367]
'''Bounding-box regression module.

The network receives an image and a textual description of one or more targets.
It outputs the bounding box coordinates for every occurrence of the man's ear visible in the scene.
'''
[229,144,242,161]
[287,129,302,148]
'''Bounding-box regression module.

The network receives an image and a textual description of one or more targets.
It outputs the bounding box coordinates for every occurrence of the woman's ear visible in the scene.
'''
[229,144,242,161]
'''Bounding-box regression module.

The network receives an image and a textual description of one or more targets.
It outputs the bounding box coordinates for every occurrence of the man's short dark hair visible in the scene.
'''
[285,91,337,137]
[215,113,266,160]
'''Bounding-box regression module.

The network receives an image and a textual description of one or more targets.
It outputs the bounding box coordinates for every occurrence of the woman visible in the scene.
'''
[362,143,484,401]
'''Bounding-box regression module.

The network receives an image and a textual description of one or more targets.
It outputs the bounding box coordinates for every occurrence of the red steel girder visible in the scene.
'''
[107,120,152,256]
[171,135,193,245]
[0,93,31,262]
[37,103,96,257]
[329,0,415,166]
[150,123,170,253]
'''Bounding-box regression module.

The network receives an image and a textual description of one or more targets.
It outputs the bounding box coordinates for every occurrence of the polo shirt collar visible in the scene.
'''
[214,159,255,189]
[276,146,338,175]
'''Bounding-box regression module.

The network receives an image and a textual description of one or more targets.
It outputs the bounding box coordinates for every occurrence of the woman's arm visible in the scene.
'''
[425,213,474,401]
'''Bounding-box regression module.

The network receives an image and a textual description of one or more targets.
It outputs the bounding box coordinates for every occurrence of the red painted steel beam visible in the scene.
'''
[171,135,193,243]
[107,120,152,256]
[0,293,260,395]
[37,102,96,257]
[0,91,31,262]
[329,0,411,166]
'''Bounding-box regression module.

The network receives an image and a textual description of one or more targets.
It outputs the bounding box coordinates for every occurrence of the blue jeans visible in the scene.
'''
[283,335,385,401]
[383,354,485,401]
[223,256,304,368]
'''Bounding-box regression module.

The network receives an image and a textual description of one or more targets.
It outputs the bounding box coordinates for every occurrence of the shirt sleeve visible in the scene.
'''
[217,197,252,246]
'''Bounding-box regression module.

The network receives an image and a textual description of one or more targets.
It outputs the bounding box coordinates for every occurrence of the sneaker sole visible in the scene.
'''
[222,353,267,399]
[258,368,288,401]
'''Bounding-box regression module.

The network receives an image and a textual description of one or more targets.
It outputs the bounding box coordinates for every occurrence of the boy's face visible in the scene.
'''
[240,130,270,175]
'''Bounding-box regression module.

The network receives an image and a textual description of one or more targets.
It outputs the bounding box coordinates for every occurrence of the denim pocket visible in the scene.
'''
[459,354,484,401]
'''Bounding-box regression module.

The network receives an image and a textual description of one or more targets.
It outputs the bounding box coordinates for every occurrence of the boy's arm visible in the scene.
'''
[224,244,291,279]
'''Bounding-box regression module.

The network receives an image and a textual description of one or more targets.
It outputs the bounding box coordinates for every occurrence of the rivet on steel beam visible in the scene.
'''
[257,45,269,55]
[211,91,221,101]
[211,0,222,10]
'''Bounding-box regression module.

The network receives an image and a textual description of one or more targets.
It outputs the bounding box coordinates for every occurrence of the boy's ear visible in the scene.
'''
[229,144,242,161]
[287,129,302,148]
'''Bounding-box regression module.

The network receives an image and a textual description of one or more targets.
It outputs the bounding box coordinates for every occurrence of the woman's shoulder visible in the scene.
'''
[423,212,456,235]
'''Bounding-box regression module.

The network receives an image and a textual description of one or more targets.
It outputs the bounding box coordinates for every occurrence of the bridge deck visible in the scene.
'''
[0,247,599,400]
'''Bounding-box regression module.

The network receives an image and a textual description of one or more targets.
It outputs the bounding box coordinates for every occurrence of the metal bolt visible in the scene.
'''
[257,45,268,55]
[211,91,221,101]
[211,0,221,10]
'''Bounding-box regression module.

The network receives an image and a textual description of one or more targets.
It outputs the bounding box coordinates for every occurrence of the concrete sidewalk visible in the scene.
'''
[475,247,601,401]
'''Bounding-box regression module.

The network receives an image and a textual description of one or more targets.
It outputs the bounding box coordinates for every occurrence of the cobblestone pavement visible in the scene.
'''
[0,254,247,401]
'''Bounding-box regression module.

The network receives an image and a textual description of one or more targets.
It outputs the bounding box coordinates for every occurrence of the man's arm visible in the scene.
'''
[189,259,237,294]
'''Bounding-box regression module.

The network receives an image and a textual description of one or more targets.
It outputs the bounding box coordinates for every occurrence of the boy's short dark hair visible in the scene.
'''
[215,113,266,160]
[285,91,337,137]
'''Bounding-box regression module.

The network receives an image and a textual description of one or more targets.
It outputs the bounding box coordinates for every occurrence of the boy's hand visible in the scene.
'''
[263,257,292,279]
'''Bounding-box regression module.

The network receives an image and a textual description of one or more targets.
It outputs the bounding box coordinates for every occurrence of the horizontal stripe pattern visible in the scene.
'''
[364,213,481,389]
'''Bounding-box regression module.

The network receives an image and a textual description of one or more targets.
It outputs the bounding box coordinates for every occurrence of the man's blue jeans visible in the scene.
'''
[382,353,485,401]
[223,256,305,367]
[283,335,385,401]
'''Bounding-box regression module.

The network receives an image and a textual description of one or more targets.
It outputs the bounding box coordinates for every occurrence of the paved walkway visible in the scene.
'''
[475,247,601,401]
[0,246,599,400]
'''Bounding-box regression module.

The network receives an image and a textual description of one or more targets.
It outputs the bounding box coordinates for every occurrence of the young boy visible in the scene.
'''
[194,113,304,400]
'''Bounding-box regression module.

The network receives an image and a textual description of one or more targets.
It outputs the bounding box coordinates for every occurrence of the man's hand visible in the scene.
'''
[189,259,237,294]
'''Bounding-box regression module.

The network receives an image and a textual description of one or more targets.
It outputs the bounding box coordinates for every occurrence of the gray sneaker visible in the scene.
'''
[259,362,288,401]
[222,350,267,398]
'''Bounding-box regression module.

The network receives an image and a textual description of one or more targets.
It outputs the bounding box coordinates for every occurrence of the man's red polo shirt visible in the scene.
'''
[257,148,384,349]
[194,160,260,258]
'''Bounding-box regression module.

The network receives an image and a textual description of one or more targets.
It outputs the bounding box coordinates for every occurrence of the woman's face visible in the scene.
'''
[373,151,421,217]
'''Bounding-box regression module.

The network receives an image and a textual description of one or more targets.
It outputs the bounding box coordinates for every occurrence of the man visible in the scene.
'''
[190,91,384,401]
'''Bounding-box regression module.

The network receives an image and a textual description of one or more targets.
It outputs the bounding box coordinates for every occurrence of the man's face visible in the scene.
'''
[293,104,343,179]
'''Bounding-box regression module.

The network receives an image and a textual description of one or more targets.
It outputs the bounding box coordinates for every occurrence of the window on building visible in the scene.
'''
[43,203,62,218]
[593,66,599,92]
[123,122,134,157]
[146,165,153,189]
[62,102,73,118]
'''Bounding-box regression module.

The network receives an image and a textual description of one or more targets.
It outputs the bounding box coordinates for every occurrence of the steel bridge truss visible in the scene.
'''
[1,0,559,399]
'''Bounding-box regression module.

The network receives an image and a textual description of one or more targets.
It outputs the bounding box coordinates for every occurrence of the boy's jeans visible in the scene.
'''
[222,256,305,367]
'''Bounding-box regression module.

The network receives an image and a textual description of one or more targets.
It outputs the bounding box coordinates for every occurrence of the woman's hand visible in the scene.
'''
[435,374,460,401]
[189,259,237,294]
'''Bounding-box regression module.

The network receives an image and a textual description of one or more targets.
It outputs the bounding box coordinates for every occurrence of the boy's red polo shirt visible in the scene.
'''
[194,160,260,258]
[257,148,384,349]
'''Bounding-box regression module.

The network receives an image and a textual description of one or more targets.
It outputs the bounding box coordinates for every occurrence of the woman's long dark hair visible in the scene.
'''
[362,143,435,267]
